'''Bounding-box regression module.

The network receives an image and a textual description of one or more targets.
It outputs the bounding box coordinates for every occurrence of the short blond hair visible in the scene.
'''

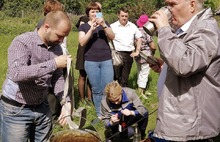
[105,81,122,100]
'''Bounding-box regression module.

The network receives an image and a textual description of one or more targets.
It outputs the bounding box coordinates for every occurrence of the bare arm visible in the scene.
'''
[131,38,142,57]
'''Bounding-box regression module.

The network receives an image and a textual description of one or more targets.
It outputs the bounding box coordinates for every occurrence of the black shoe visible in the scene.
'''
[141,131,146,140]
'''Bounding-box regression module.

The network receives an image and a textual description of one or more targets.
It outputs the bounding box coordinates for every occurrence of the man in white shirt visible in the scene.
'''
[110,7,142,87]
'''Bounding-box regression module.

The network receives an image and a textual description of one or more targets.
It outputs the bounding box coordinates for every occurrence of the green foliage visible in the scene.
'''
[2,0,43,17]
[0,0,161,19]
[0,1,220,141]
[1,0,219,20]
[101,0,157,21]
[205,0,220,11]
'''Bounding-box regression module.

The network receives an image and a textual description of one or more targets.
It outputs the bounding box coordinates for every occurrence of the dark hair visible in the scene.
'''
[117,7,129,15]
[85,2,101,16]
[75,15,89,29]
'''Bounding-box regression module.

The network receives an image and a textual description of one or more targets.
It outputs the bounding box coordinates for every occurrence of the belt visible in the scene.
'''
[119,51,132,54]
[1,95,39,108]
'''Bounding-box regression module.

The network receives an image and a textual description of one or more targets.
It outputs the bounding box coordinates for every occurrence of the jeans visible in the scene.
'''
[0,99,52,142]
[85,59,114,116]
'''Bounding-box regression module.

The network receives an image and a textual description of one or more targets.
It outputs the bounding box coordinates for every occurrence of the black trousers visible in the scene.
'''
[47,93,62,121]
[105,112,148,141]
[113,51,133,87]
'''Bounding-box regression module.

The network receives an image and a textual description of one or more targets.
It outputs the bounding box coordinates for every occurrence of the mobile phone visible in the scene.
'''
[96,12,103,18]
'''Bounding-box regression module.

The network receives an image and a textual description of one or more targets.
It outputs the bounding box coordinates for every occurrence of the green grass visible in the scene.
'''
[65,32,160,141]
[0,29,159,141]
[1,16,220,141]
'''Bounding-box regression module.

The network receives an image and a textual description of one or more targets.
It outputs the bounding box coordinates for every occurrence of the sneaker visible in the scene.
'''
[140,94,148,100]
[145,91,152,96]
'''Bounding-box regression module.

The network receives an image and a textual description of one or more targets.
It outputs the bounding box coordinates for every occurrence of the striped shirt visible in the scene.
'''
[2,29,64,105]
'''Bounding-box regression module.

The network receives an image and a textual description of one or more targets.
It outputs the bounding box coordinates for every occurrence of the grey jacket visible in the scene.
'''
[100,87,147,128]
[154,8,220,141]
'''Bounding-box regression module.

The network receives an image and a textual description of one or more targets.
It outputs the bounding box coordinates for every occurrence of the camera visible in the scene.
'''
[143,6,171,36]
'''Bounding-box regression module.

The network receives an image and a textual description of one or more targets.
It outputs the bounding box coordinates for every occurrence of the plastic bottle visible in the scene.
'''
[133,123,141,142]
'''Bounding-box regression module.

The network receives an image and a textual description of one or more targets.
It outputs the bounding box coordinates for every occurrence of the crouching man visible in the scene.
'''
[101,81,148,141]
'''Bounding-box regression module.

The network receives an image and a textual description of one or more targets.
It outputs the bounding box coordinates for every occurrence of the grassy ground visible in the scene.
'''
[0,30,160,141]
[1,16,220,141]
[63,32,160,141]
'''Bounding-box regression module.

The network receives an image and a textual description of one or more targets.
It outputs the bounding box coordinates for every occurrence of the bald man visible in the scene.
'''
[148,0,220,141]
[0,11,72,142]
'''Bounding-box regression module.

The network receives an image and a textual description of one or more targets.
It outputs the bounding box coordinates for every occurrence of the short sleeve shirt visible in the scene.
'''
[78,23,112,62]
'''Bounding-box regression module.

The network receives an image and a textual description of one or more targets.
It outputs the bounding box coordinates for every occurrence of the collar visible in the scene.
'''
[121,89,129,103]
[117,20,131,27]
[34,29,46,47]
[177,10,203,33]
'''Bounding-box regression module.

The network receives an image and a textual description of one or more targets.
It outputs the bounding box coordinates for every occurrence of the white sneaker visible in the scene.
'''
[140,94,148,100]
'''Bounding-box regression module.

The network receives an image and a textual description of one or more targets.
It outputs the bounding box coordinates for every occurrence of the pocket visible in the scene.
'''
[1,100,23,116]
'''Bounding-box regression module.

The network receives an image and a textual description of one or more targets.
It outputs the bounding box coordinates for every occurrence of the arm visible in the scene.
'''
[149,40,156,55]
[101,99,120,128]
[150,9,219,76]
[78,19,96,47]
[101,23,115,40]
[121,88,147,117]
[130,89,148,116]
[158,26,219,76]
[101,101,113,128]
[96,17,115,40]
[78,29,93,47]
[8,38,57,82]
[131,38,142,57]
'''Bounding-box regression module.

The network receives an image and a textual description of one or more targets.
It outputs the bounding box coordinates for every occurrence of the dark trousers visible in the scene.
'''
[105,112,148,141]
[47,93,62,121]
[113,51,133,87]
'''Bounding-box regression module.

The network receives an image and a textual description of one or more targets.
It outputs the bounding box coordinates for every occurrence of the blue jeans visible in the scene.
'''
[85,59,114,116]
[0,99,52,142]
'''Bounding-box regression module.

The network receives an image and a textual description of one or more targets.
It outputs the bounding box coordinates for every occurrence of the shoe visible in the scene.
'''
[145,91,152,96]
[140,94,148,100]
[138,87,145,94]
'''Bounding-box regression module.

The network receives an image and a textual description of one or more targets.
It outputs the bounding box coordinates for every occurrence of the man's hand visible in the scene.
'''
[54,55,72,68]
[121,109,134,116]
[58,102,72,126]
[149,9,170,30]
[110,114,119,125]
[149,58,164,73]
[130,51,139,58]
